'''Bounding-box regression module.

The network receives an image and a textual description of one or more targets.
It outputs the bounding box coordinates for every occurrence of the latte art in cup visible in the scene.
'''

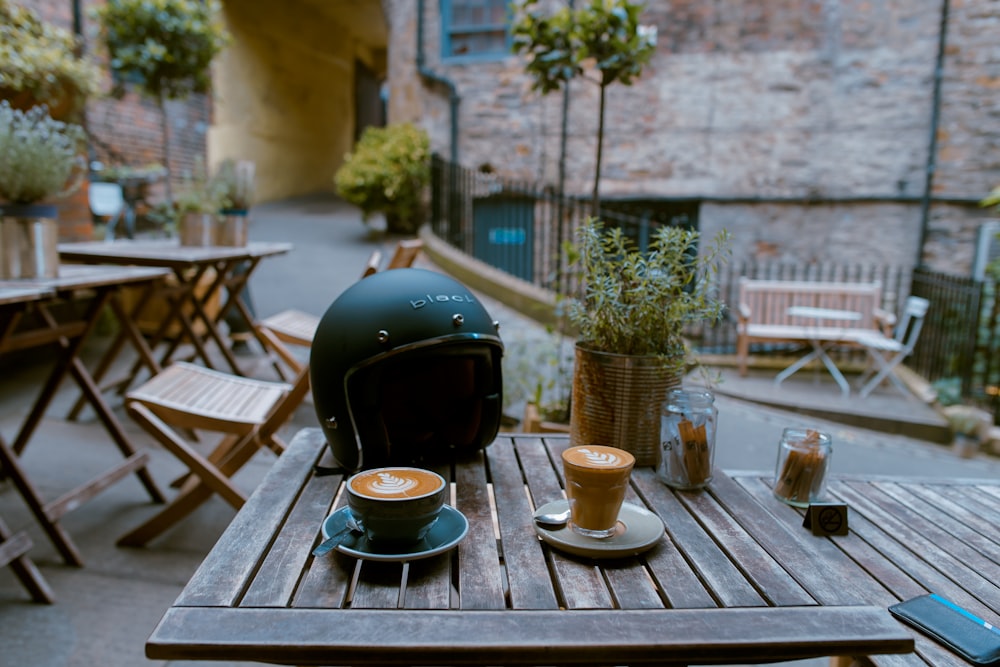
[346,467,446,544]
[349,468,444,499]
[566,447,626,467]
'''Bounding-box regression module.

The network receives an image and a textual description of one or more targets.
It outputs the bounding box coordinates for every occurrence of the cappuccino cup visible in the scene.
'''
[347,467,446,544]
[561,445,635,539]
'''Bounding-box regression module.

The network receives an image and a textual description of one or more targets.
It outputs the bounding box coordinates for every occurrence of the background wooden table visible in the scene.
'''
[144,429,939,666]
[58,240,292,379]
[0,265,171,566]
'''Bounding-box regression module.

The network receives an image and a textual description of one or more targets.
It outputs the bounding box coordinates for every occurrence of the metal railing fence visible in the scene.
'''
[428,155,999,422]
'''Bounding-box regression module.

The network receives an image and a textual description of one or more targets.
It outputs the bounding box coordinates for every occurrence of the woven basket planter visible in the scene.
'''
[569,343,681,467]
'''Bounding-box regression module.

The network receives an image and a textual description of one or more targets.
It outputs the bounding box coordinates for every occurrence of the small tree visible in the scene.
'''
[512,0,656,215]
[94,0,229,203]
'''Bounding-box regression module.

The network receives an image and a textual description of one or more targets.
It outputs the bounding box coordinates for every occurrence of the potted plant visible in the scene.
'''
[564,218,731,465]
[334,123,431,235]
[212,158,255,246]
[171,163,228,247]
[93,0,229,204]
[0,0,100,120]
[0,101,85,278]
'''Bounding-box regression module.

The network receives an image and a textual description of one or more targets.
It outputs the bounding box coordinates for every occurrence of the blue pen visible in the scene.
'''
[930,594,1000,636]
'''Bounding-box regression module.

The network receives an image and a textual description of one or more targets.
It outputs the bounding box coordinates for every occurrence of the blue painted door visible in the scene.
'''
[472,194,534,282]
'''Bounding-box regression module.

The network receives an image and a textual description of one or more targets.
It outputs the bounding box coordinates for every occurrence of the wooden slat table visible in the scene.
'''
[145,428,940,666]
[0,265,172,566]
[58,240,292,382]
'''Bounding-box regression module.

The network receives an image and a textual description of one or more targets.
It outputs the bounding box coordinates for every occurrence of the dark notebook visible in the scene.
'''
[889,594,1000,666]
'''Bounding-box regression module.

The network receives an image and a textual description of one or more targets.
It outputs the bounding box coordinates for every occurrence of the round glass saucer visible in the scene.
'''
[321,504,468,562]
[532,500,664,559]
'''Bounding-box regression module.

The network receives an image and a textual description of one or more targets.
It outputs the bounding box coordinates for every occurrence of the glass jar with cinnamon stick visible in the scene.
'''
[658,388,717,490]
[773,428,832,507]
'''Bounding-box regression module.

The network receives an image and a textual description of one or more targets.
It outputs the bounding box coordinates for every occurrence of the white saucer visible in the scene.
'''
[533,500,664,559]
[320,504,468,562]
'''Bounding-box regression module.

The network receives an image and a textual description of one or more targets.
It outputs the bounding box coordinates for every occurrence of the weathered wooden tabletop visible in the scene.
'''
[146,427,995,666]
[57,239,292,268]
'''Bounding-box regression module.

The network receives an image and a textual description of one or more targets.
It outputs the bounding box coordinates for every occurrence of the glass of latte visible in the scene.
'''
[561,445,635,539]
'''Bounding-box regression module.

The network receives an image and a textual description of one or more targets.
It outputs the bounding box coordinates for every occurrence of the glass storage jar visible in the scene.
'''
[773,427,832,507]
[658,388,717,490]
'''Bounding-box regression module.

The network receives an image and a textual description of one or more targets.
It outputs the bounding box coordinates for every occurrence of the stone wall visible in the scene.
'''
[387,0,1000,275]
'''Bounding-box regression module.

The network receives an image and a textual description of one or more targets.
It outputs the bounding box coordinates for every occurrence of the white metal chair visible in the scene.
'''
[851,296,930,398]
[88,181,127,238]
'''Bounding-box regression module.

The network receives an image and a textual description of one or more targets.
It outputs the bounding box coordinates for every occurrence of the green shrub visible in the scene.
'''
[334,123,430,234]
[0,0,100,118]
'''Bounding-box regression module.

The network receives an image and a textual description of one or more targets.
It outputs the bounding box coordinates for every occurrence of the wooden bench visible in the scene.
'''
[736,277,895,376]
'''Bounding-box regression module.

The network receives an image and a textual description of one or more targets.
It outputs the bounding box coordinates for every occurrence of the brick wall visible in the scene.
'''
[388,0,1000,275]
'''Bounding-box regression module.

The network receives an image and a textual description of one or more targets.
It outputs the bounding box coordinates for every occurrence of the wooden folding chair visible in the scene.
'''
[0,511,54,603]
[386,238,423,269]
[253,242,419,381]
[117,361,309,547]
[522,403,571,434]
[253,249,382,380]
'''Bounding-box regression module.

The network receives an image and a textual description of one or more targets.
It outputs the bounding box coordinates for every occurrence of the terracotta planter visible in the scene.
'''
[0,204,60,279]
[569,343,681,467]
[178,212,218,247]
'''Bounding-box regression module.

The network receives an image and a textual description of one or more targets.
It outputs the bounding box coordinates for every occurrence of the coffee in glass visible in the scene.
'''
[561,445,635,539]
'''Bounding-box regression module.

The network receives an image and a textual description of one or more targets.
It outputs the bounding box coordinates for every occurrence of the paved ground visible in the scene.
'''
[2,194,999,667]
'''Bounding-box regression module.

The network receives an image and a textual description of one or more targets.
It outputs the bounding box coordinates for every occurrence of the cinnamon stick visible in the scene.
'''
[679,419,710,486]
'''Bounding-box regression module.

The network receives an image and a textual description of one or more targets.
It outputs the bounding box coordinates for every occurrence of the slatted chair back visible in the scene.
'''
[256,249,382,379]
[386,239,423,269]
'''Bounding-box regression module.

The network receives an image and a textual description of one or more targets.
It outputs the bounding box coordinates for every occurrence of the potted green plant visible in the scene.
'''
[334,123,431,234]
[0,0,100,120]
[564,218,731,465]
[93,0,229,204]
[211,158,255,246]
[0,101,85,278]
[171,163,228,247]
[213,159,255,213]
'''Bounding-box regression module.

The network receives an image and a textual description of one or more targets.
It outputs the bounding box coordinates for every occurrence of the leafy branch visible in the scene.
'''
[512,0,656,214]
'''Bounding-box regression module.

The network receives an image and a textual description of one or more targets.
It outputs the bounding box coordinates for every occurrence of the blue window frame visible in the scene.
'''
[441,0,511,60]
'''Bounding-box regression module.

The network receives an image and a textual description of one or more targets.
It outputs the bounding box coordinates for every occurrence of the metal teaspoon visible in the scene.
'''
[312,516,362,556]
[534,507,571,529]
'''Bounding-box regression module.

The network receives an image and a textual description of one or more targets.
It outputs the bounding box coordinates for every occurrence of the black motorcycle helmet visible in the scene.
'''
[310,267,504,471]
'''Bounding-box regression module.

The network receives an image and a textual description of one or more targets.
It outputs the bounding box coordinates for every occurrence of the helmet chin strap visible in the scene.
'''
[313,464,349,477]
